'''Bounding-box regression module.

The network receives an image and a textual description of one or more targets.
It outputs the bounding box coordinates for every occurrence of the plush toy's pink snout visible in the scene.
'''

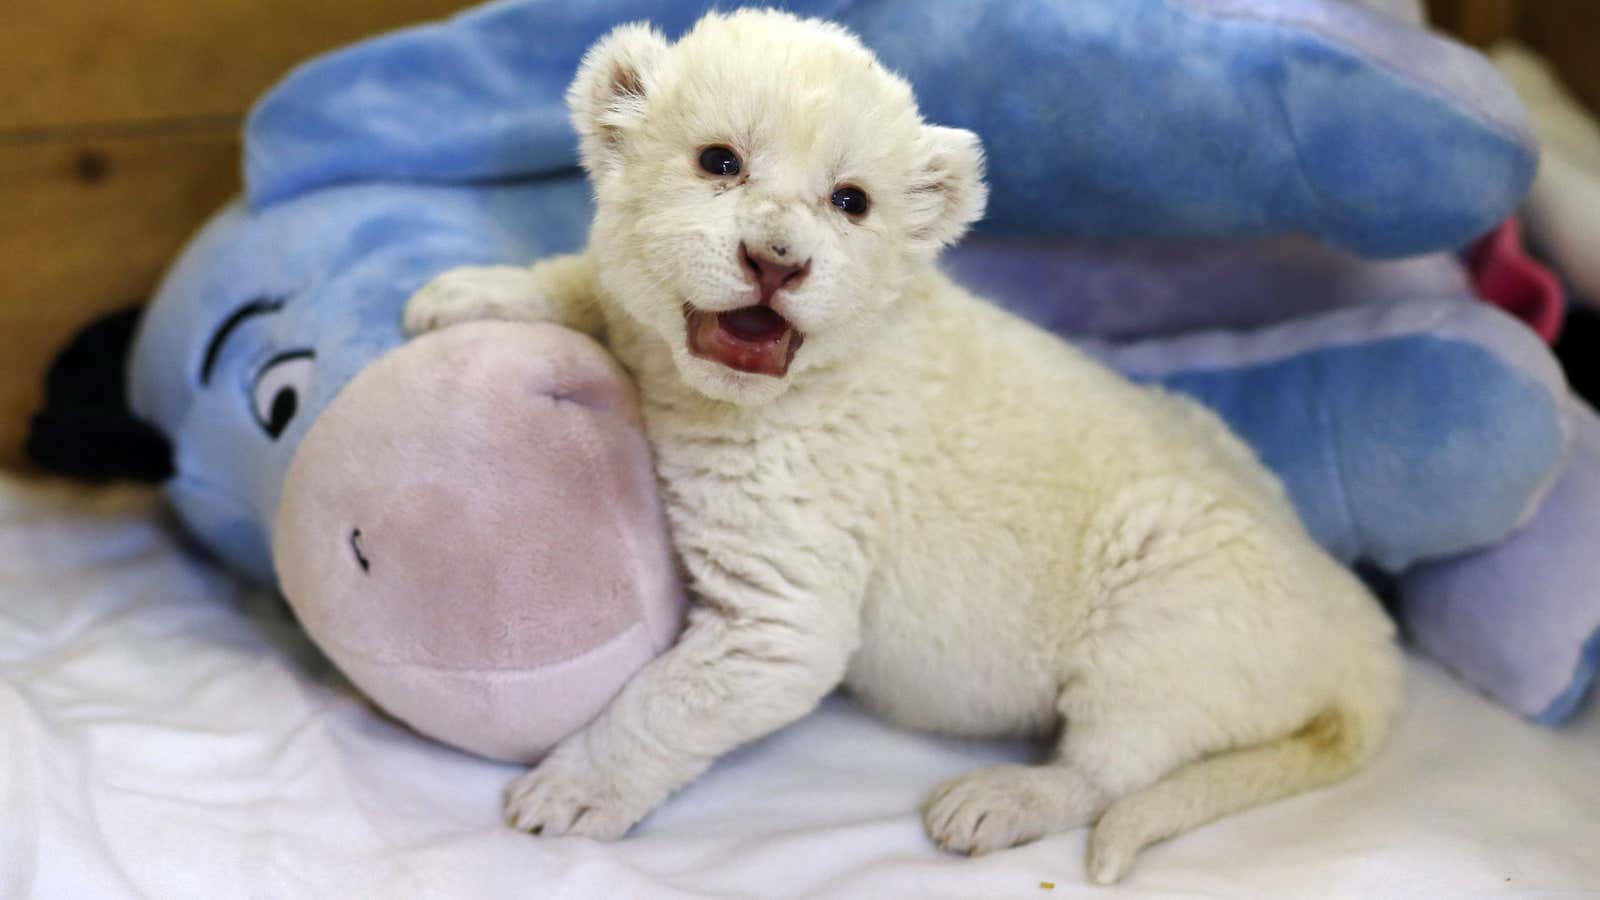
[273,321,685,763]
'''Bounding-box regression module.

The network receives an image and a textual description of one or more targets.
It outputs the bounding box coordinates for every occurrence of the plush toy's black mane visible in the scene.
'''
[26,306,174,483]
[1558,308,1600,409]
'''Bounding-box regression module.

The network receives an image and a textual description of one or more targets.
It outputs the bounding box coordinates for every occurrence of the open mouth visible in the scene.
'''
[685,305,803,377]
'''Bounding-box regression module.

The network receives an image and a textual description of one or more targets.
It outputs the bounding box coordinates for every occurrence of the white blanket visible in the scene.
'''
[3,474,1597,899]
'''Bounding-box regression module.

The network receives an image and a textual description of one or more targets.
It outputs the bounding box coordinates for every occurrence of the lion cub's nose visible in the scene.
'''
[740,241,811,304]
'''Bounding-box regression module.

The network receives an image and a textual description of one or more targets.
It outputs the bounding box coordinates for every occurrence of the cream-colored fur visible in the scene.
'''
[405,9,1400,884]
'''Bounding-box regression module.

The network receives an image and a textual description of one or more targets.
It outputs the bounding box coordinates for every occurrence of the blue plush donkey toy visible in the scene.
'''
[56,0,1591,759]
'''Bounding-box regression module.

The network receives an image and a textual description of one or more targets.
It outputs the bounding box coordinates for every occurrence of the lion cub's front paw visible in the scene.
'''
[402,265,545,337]
[503,746,648,840]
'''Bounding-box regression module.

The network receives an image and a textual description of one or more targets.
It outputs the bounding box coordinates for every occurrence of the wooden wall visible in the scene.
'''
[3,1,1599,472]
[1432,2,1600,116]
[0,1,468,472]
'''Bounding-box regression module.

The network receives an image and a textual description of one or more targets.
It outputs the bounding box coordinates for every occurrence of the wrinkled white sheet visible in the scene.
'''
[3,474,1598,900]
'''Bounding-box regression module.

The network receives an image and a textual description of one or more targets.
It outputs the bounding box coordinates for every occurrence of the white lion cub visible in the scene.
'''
[405,9,1400,883]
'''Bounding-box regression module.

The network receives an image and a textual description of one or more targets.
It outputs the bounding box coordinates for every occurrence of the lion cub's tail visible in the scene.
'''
[1085,686,1395,884]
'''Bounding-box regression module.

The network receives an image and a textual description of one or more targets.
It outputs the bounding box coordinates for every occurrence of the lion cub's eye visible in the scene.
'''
[698,146,742,177]
[831,185,870,218]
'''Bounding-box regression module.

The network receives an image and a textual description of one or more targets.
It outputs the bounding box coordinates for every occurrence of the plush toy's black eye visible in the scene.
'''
[698,145,741,177]
[831,185,870,217]
[250,351,315,440]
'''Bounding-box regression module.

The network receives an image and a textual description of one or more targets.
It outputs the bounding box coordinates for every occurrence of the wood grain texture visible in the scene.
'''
[0,130,239,471]
[1519,1,1600,117]
[0,1,468,132]
[1428,0,1520,48]
[0,0,469,473]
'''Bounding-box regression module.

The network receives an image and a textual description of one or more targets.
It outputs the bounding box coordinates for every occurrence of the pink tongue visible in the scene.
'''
[685,307,800,377]
[719,306,789,341]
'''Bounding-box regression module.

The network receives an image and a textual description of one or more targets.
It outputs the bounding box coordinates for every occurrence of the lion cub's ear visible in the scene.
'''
[566,23,671,180]
[904,126,989,256]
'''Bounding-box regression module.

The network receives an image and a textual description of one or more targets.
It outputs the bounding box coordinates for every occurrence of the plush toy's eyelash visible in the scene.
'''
[201,296,287,385]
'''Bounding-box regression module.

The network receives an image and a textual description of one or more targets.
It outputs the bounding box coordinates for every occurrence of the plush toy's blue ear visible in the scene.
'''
[840,0,1537,256]
[247,0,1536,257]
[244,0,846,208]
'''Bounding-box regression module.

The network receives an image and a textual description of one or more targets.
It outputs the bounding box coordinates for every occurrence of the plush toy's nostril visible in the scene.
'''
[349,528,370,572]
[739,241,810,305]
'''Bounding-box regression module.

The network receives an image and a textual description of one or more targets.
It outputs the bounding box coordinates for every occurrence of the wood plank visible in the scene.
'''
[1519,1,1600,118]
[0,130,240,471]
[1428,0,1520,47]
[0,0,469,133]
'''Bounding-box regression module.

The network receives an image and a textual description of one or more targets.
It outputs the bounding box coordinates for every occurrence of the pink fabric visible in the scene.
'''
[1466,217,1566,343]
[274,321,685,762]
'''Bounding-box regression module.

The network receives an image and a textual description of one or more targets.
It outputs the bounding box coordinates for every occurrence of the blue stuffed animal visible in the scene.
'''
[85,0,1594,759]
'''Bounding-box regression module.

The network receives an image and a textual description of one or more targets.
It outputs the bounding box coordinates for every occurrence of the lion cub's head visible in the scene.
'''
[568,9,987,405]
